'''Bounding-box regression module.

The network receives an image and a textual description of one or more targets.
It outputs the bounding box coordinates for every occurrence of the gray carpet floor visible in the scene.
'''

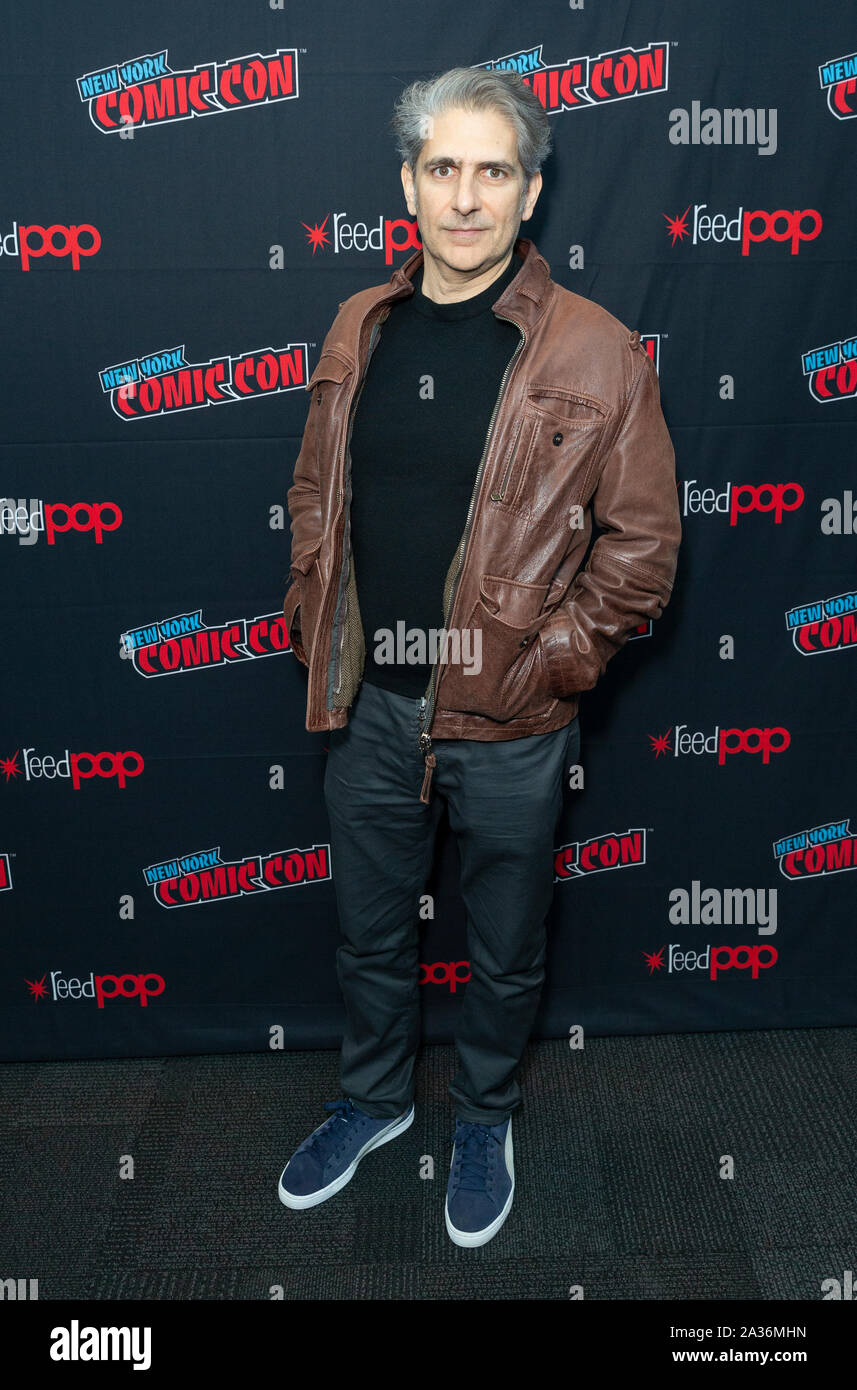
[2,1027,855,1300]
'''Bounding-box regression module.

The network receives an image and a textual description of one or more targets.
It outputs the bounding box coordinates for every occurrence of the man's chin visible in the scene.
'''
[424,234,502,272]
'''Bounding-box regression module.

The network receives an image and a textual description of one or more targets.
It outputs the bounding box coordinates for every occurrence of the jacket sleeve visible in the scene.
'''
[282,387,324,668]
[538,349,682,696]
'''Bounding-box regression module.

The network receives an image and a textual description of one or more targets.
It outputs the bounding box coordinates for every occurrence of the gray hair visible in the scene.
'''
[391,67,553,212]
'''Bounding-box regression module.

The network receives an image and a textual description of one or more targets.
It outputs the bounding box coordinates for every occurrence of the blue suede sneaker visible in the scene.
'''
[445,1115,514,1247]
[278,1097,414,1209]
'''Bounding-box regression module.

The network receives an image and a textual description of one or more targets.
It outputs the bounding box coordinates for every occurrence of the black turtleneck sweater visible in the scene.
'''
[348,249,523,699]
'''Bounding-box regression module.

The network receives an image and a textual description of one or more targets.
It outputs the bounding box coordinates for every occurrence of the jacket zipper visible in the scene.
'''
[417,315,527,803]
[489,414,524,502]
[327,311,388,704]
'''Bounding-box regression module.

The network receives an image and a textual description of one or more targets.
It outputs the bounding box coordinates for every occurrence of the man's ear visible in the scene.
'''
[401,161,416,215]
[521,169,542,222]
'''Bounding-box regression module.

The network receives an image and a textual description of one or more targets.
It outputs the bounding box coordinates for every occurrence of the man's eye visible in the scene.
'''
[431,165,505,178]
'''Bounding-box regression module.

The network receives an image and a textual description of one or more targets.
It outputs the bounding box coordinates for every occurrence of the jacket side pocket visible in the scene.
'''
[283,536,323,667]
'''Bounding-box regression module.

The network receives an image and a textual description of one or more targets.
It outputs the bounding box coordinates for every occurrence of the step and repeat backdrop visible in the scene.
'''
[2,2,856,1061]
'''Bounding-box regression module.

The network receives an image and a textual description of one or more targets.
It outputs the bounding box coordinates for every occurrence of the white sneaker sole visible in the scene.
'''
[445,1118,515,1247]
[278,1103,415,1210]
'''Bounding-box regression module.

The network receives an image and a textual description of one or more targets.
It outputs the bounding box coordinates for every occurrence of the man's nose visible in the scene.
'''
[452,171,481,214]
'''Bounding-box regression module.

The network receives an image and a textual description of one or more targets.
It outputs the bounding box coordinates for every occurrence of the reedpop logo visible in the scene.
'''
[680,480,804,524]
[649,725,790,764]
[0,221,101,271]
[1,499,122,545]
[420,961,471,992]
[664,204,821,256]
[302,212,422,265]
[644,943,778,980]
[2,749,143,789]
[25,971,165,1008]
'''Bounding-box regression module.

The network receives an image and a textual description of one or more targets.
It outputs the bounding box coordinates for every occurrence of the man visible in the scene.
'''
[278,67,681,1247]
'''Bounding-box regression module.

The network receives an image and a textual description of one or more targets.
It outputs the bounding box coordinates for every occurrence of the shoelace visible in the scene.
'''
[452,1122,500,1191]
[304,1098,358,1165]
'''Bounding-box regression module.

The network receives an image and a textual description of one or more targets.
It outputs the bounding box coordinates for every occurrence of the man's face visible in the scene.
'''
[400,105,541,281]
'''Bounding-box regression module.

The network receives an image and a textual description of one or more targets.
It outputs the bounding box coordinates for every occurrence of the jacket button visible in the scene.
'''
[316,390,322,403]
[629,329,641,349]
[552,432,563,445]
[520,636,529,647]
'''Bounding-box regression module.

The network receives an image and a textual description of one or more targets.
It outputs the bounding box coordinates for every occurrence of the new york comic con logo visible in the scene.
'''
[476,41,669,110]
[774,817,857,879]
[121,608,289,675]
[802,332,857,402]
[786,588,857,657]
[77,48,298,133]
[144,844,330,907]
[554,827,647,879]
[101,343,308,418]
[819,52,857,120]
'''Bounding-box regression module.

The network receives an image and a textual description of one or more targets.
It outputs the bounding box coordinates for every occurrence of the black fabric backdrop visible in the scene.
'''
[2,1,856,1061]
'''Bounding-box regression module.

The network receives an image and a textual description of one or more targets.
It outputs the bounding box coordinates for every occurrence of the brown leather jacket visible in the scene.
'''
[283,235,681,800]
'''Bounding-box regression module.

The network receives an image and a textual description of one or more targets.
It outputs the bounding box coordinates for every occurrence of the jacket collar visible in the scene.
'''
[378,235,552,335]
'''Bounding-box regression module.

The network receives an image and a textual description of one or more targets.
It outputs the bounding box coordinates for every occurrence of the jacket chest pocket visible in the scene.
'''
[306,351,354,479]
[490,390,608,514]
[308,350,353,397]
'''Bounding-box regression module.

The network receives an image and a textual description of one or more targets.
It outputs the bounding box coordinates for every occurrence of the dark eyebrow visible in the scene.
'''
[424,157,517,174]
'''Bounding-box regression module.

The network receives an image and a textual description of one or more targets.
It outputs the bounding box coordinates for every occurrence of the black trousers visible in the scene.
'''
[322,678,580,1125]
